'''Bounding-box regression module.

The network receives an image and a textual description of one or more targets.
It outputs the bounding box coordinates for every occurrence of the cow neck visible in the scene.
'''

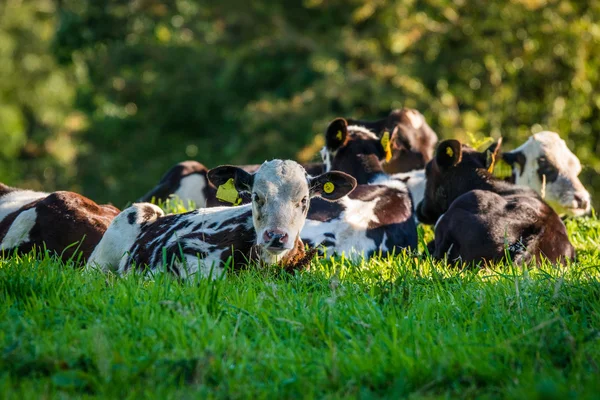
[443,168,522,209]
[353,153,388,185]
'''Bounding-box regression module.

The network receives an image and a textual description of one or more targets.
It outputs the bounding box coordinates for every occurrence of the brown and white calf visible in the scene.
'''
[346,108,438,173]
[416,139,575,266]
[88,160,356,279]
[0,184,120,263]
[502,131,591,217]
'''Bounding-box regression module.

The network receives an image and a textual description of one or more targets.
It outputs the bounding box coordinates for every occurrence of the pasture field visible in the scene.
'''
[1,215,599,399]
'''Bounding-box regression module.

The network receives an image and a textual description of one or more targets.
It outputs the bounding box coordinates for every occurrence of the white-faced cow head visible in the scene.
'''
[208,160,356,262]
[502,131,591,217]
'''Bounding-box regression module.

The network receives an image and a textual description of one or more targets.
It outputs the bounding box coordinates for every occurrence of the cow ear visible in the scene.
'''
[325,118,348,151]
[502,150,526,176]
[483,137,503,173]
[208,165,254,193]
[436,140,462,169]
[309,171,357,201]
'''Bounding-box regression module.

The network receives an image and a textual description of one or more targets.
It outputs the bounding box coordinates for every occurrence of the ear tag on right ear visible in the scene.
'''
[380,131,392,162]
[336,130,343,141]
[216,178,242,205]
[323,182,335,194]
[486,150,496,173]
[446,146,454,157]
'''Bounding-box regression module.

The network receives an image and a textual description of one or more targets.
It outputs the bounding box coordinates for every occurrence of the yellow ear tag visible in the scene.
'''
[323,182,335,194]
[380,131,392,162]
[493,158,513,180]
[446,146,454,158]
[486,150,496,173]
[336,130,343,141]
[216,178,242,205]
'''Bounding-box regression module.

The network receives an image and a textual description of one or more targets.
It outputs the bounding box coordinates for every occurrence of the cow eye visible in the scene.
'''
[253,193,264,206]
[537,157,559,182]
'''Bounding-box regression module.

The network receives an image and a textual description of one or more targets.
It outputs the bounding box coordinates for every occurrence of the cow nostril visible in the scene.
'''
[263,230,274,242]
[574,193,589,209]
[277,232,289,244]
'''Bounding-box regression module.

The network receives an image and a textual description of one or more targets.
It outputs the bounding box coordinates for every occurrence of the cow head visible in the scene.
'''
[208,160,356,262]
[502,131,591,217]
[347,108,439,173]
[320,118,392,183]
[416,139,502,225]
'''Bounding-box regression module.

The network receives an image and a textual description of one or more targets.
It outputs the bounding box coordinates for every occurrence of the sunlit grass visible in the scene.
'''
[0,214,599,398]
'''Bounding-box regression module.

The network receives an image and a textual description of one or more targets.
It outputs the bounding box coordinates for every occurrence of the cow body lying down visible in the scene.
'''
[416,140,575,265]
[305,118,419,254]
[0,183,120,262]
[89,160,356,278]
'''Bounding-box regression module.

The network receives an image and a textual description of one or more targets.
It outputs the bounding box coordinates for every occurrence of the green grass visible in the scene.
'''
[1,214,599,399]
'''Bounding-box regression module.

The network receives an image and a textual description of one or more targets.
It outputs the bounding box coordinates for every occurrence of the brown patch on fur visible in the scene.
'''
[0,191,120,263]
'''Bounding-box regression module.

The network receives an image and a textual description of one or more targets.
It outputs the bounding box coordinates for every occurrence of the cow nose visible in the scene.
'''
[574,193,590,210]
[263,229,289,248]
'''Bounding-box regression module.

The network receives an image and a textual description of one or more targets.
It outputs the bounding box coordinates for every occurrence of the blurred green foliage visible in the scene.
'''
[1,0,599,208]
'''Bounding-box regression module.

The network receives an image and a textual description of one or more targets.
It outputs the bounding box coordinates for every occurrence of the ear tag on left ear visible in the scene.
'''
[336,130,343,141]
[380,131,392,162]
[446,146,454,158]
[323,182,335,194]
[216,178,242,205]
[486,150,496,173]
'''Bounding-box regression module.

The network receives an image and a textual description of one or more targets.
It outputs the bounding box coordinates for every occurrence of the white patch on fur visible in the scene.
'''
[1,208,37,250]
[0,190,48,224]
[172,173,208,208]
[87,203,164,272]
[391,169,426,208]
[405,109,424,129]
[508,131,591,216]
[301,195,380,260]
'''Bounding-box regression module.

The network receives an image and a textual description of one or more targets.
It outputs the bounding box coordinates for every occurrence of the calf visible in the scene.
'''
[307,118,418,257]
[502,131,591,217]
[88,160,356,279]
[0,183,120,263]
[416,139,575,265]
[346,108,438,173]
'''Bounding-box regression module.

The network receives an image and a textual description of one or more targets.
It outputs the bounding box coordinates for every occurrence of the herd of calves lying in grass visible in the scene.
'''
[0,109,593,279]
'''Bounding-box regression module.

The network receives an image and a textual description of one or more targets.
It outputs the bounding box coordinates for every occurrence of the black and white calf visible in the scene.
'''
[88,160,356,279]
[502,131,591,217]
[416,139,575,265]
[0,183,120,263]
[306,118,419,257]
[320,117,427,211]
